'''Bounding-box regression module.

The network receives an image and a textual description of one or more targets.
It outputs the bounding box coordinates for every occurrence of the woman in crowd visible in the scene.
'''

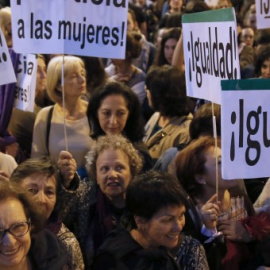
[57,134,143,268]
[0,180,68,270]
[126,9,157,72]
[153,27,181,66]
[255,44,270,78]
[105,32,146,105]
[10,157,84,269]
[87,81,152,171]
[93,170,209,270]
[80,56,107,100]
[172,136,270,269]
[159,0,183,29]
[31,55,92,178]
[0,7,12,47]
[154,103,221,172]
[144,65,192,162]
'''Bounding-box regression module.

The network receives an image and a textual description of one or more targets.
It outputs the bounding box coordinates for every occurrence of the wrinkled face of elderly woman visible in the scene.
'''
[96,148,132,207]
[0,198,31,269]
[20,172,57,219]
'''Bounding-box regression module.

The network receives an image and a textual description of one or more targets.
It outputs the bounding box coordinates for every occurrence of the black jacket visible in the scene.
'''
[92,227,180,270]
[29,229,68,270]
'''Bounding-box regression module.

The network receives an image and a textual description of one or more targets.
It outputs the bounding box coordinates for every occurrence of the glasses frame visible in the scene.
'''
[0,219,31,241]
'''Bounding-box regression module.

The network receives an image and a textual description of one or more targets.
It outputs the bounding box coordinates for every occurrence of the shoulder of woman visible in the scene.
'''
[34,105,55,123]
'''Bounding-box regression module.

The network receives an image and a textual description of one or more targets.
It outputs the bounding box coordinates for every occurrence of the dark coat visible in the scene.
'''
[92,227,180,270]
[29,229,68,270]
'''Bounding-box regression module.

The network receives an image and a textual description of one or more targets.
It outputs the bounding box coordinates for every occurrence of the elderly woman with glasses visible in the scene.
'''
[0,180,68,270]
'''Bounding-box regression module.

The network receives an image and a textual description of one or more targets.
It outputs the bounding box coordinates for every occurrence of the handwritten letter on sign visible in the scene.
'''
[0,28,16,85]
[256,0,270,29]
[11,0,128,58]
[13,54,37,112]
[221,79,270,179]
[182,8,240,104]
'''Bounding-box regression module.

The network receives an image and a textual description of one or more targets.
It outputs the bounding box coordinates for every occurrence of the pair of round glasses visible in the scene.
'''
[0,220,31,241]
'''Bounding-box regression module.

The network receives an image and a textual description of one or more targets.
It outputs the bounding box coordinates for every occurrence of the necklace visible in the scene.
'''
[56,103,85,120]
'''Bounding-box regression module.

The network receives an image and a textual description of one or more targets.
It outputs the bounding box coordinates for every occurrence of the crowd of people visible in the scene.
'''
[1,0,270,269]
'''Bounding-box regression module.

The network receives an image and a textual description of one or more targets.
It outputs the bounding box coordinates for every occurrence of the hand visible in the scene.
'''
[0,171,9,182]
[200,194,220,230]
[58,151,77,188]
[218,219,252,242]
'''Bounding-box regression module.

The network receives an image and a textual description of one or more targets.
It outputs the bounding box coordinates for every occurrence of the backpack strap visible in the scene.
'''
[46,106,54,155]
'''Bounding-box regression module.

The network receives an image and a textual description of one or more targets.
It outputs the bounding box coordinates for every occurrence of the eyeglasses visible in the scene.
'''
[0,220,31,241]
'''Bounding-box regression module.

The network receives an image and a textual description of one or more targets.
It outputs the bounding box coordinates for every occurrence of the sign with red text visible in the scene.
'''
[221,79,270,179]
[182,8,240,104]
[0,28,16,85]
[10,0,128,58]
[256,0,270,29]
[13,54,37,112]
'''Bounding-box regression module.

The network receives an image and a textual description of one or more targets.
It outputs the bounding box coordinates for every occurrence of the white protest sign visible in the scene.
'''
[182,8,240,104]
[0,28,16,85]
[221,79,270,179]
[256,0,270,29]
[13,54,37,112]
[10,0,128,58]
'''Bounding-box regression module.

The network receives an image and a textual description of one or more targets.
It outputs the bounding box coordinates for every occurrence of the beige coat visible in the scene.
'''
[144,112,193,160]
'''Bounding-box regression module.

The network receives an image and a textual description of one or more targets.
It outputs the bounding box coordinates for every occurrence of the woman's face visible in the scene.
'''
[35,57,47,94]
[96,148,132,204]
[60,64,86,98]
[0,198,31,269]
[127,12,136,32]
[169,0,182,11]
[21,172,57,219]
[1,13,12,48]
[261,58,270,78]
[241,28,254,47]
[164,38,177,65]
[140,205,185,249]
[202,146,237,189]
[98,94,129,135]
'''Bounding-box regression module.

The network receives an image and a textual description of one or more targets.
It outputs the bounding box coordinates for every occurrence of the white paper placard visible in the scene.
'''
[0,28,16,85]
[182,8,240,104]
[256,0,270,29]
[10,0,128,58]
[221,79,270,179]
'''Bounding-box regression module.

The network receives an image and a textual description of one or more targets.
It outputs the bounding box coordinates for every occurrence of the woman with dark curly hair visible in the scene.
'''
[105,32,146,104]
[144,65,192,161]
[87,81,152,171]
